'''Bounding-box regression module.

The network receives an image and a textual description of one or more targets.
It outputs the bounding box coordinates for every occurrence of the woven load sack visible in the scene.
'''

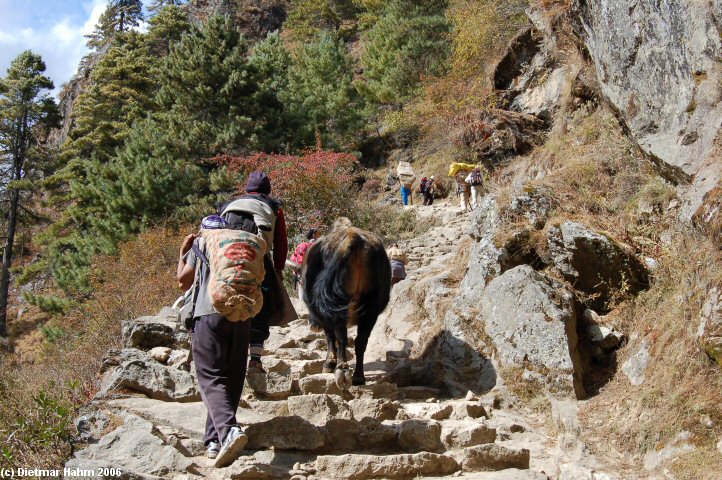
[201,229,267,322]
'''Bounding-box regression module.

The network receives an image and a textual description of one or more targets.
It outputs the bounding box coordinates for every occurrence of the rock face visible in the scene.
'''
[101,357,200,402]
[187,0,289,40]
[66,413,194,477]
[572,0,722,218]
[480,265,586,398]
[698,287,722,367]
[547,221,648,311]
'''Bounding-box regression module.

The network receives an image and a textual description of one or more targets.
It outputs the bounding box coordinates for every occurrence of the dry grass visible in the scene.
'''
[0,227,188,469]
[579,230,722,473]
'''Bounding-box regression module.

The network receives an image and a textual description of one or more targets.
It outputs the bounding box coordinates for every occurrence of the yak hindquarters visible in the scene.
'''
[302,228,391,386]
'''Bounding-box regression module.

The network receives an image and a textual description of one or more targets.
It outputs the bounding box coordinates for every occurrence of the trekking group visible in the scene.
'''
[176,162,486,468]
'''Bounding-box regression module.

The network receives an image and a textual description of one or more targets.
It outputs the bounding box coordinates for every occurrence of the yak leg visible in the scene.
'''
[334,325,352,389]
[323,329,337,373]
[352,317,374,385]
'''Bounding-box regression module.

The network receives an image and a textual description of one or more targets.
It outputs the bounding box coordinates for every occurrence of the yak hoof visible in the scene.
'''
[351,375,365,386]
[323,361,337,373]
[335,368,352,390]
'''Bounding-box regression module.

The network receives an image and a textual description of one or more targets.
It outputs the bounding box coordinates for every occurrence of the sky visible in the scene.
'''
[0,0,152,97]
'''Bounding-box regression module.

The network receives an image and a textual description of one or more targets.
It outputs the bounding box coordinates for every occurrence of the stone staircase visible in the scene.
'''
[67,200,611,480]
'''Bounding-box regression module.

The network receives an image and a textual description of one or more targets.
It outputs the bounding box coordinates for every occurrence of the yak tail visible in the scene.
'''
[308,230,375,325]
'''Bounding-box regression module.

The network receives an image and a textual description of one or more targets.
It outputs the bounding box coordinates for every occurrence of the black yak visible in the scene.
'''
[302,218,391,389]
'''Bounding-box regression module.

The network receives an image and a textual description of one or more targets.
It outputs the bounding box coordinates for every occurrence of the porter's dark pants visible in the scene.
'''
[192,313,251,446]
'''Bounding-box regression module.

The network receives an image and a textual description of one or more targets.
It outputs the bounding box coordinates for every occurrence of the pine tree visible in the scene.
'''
[286,0,359,41]
[145,4,192,56]
[86,0,144,50]
[147,0,185,17]
[47,119,201,292]
[248,31,295,151]
[62,32,157,167]
[284,30,363,149]
[0,51,59,336]
[360,0,450,106]
[155,15,264,158]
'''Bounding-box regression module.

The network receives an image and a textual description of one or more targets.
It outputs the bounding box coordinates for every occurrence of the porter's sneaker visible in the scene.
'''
[206,441,220,459]
[214,426,248,468]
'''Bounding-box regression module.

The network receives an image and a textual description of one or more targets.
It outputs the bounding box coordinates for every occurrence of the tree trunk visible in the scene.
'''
[0,189,20,337]
[0,110,27,338]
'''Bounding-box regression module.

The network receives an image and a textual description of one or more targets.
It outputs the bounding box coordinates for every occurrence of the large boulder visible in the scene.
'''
[122,316,182,350]
[698,286,722,367]
[547,221,648,310]
[480,265,586,398]
[101,359,200,402]
[315,452,460,480]
[572,0,722,218]
[66,413,194,478]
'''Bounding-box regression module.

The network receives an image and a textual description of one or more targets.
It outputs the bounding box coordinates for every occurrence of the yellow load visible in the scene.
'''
[447,162,478,177]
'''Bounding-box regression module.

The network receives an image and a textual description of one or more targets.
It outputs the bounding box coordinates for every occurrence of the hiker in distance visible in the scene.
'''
[465,167,484,210]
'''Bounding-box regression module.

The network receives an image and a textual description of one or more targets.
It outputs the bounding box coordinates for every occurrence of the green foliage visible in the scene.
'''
[148,0,185,17]
[22,291,74,314]
[61,32,157,167]
[360,0,451,106]
[0,381,75,469]
[145,4,192,56]
[86,0,144,50]
[284,30,364,149]
[155,15,264,158]
[285,0,360,41]
[40,324,67,343]
[248,31,295,152]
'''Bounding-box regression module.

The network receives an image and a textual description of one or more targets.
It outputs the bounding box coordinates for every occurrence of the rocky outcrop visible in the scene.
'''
[187,0,289,40]
[480,265,587,398]
[547,221,649,311]
[571,0,722,218]
[67,413,195,478]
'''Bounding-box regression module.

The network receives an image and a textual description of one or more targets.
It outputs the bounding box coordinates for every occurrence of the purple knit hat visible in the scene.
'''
[245,171,271,194]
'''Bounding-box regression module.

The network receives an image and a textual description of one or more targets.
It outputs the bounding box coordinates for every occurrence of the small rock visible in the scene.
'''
[287,394,353,425]
[398,419,443,453]
[348,398,399,421]
[210,463,274,479]
[351,382,399,400]
[315,452,460,480]
[298,374,344,396]
[101,358,200,402]
[245,416,325,451]
[460,444,530,471]
[293,462,301,470]
[149,346,172,363]
[401,386,441,400]
[74,410,111,442]
[429,404,453,420]
[276,348,322,361]
[465,391,479,401]
[442,424,497,448]
[452,402,488,420]
[251,400,289,417]
[622,339,651,386]
[167,349,190,369]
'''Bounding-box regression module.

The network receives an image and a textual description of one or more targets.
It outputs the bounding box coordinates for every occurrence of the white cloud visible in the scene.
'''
[0,0,107,97]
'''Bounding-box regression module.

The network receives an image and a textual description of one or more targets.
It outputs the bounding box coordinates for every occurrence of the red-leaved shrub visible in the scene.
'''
[214,150,359,238]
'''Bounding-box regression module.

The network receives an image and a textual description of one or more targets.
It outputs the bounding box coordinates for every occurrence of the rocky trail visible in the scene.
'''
[68,199,621,480]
